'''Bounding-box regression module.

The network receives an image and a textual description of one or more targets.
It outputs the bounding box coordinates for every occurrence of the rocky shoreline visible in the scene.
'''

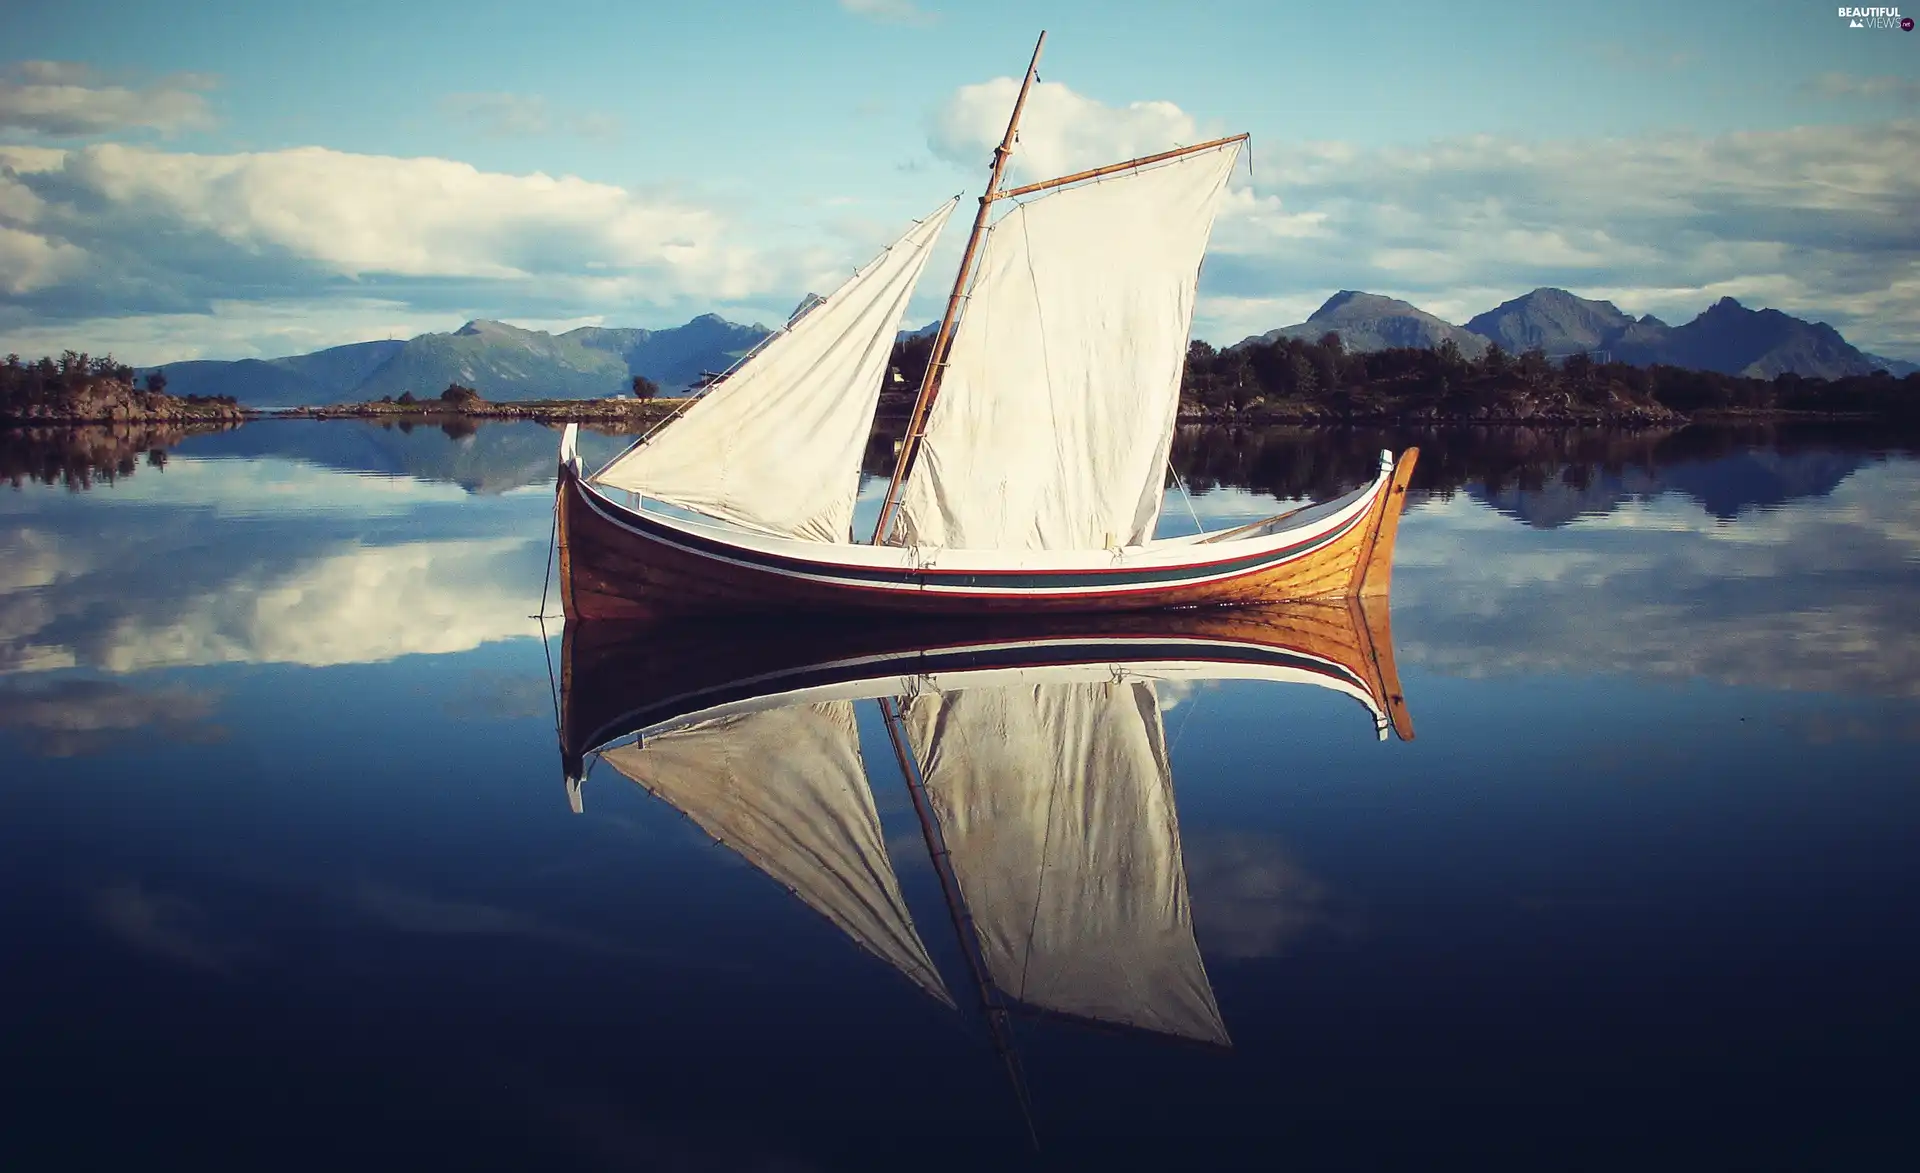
[1,380,249,425]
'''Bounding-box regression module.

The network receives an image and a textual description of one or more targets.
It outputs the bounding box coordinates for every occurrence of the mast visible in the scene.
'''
[877,696,1039,1148]
[871,31,1047,545]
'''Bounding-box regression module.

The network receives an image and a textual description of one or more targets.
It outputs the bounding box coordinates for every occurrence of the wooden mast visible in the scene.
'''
[871,31,1047,545]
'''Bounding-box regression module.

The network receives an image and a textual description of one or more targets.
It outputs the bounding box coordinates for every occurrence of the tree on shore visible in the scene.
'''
[631,375,660,400]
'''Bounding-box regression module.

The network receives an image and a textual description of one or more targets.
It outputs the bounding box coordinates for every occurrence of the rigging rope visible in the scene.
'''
[1167,681,1205,758]
[1170,458,1204,537]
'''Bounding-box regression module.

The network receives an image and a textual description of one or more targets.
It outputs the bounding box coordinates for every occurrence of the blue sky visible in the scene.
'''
[2,0,1916,362]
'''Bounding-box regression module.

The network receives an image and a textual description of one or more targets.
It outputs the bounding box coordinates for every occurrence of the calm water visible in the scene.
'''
[2,419,1917,1171]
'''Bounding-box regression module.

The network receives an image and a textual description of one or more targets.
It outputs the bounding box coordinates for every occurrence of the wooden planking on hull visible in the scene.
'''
[556,451,1419,621]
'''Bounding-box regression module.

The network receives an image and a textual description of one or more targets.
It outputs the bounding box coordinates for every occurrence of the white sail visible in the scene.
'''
[595,199,958,543]
[893,143,1240,550]
[905,677,1228,1045]
[600,701,953,1006]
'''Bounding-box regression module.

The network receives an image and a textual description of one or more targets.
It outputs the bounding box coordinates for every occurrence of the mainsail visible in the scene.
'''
[595,199,958,542]
[600,700,953,1006]
[903,675,1229,1046]
[892,143,1241,551]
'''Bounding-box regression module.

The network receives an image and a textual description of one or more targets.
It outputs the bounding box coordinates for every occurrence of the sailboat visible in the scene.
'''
[553,32,1419,621]
[558,599,1413,1055]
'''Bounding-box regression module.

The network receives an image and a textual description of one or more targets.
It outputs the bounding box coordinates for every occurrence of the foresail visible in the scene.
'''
[894,143,1240,550]
[595,199,958,543]
[600,700,954,1006]
[905,677,1228,1046]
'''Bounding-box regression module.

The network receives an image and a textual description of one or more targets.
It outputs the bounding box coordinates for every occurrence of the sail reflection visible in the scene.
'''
[598,699,954,1006]
[903,674,1228,1045]
[559,600,1412,1097]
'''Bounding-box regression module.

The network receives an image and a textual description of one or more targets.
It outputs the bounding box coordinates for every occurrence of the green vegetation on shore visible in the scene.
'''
[1176,333,1920,424]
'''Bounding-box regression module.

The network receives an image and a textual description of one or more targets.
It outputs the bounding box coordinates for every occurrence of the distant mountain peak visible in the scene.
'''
[1236,289,1487,357]
[1312,290,1401,317]
[788,292,828,326]
[453,319,534,338]
[1465,288,1636,357]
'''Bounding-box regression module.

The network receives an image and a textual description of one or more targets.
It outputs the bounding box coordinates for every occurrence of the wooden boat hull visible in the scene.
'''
[560,596,1413,785]
[556,447,1419,621]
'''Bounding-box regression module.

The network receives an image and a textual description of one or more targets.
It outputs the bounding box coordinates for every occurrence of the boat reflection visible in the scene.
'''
[557,599,1413,1131]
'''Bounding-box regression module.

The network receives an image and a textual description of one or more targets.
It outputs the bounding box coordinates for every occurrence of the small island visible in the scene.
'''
[3,352,246,424]
[278,381,686,425]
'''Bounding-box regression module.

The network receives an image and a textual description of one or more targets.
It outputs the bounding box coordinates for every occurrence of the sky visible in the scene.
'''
[1,0,1915,364]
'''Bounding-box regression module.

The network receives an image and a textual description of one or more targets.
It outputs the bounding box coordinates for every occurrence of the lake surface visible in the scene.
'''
[3,419,1916,1171]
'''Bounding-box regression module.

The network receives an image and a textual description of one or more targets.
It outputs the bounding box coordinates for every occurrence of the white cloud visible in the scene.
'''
[931,77,1203,183]
[51,143,745,283]
[0,145,69,174]
[839,0,937,26]
[0,61,215,136]
[0,223,87,295]
[0,143,821,357]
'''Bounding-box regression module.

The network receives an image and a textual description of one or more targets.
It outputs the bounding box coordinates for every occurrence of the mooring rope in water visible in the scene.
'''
[537,614,561,742]
[534,493,559,621]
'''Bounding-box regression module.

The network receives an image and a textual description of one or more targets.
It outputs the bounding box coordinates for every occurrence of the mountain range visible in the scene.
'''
[144,287,1912,408]
[147,315,770,408]
[1245,288,1915,380]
